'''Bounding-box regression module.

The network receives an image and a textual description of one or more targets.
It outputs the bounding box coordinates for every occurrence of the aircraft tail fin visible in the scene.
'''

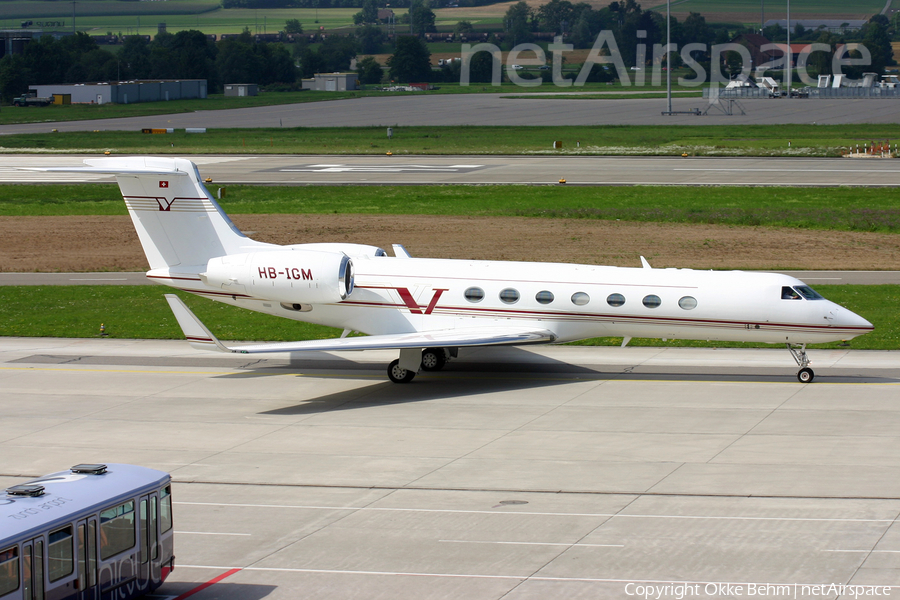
[36,157,274,270]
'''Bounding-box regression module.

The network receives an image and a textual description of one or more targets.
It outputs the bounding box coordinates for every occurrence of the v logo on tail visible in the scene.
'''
[32,157,873,384]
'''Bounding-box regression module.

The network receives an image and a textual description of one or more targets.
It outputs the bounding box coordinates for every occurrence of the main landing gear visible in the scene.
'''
[787,343,814,383]
[387,347,455,383]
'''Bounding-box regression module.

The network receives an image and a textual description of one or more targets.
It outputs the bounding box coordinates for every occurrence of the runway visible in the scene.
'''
[1,338,899,599]
[4,154,900,186]
[2,96,900,135]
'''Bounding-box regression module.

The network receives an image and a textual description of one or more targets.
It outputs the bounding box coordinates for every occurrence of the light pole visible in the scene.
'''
[785,0,791,97]
[666,0,671,114]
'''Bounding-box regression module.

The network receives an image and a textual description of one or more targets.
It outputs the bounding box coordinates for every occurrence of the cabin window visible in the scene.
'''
[781,286,801,300]
[535,291,554,304]
[607,293,625,307]
[795,285,824,300]
[100,500,136,560]
[0,547,18,596]
[678,296,697,310]
[160,485,173,533]
[464,287,484,303]
[499,288,520,304]
[48,526,74,582]
[571,292,590,306]
[642,295,661,309]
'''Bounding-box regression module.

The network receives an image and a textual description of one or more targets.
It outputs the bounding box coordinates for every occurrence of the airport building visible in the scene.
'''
[301,72,359,91]
[1,29,38,59]
[28,79,208,104]
[224,83,258,97]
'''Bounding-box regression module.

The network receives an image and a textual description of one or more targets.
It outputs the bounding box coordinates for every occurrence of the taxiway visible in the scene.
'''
[4,154,900,186]
[1,338,899,599]
[2,96,900,135]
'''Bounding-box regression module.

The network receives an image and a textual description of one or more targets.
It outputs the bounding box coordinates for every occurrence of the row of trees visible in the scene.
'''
[1,0,895,100]
[0,30,296,102]
[223,0,423,8]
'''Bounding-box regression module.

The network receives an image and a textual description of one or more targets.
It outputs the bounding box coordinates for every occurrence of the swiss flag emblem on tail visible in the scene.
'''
[159,181,169,188]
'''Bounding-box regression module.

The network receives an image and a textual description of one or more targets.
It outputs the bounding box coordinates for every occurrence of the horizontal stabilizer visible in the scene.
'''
[165,295,556,355]
[165,295,230,352]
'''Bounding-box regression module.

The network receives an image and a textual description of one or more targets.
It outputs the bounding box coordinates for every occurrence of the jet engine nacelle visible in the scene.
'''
[203,250,354,304]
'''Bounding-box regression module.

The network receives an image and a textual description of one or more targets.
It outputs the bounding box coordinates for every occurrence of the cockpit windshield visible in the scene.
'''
[781,285,824,300]
[795,285,824,300]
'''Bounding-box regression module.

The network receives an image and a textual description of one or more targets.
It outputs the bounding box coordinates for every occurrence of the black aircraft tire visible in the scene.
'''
[797,368,814,383]
[388,359,416,383]
[421,348,446,371]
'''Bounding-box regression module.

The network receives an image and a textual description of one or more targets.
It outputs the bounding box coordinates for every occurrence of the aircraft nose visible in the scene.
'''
[826,303,874,333]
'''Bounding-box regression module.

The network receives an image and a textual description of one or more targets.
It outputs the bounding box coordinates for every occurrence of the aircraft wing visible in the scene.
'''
[165,295,556,354]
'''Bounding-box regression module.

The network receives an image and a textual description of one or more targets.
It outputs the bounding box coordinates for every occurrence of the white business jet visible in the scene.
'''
[38,157,873,383]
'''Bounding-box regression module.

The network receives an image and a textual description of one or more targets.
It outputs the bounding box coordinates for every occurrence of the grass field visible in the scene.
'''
[1,0,886,37]
[2,183,899,233]
[0,4,359,35]
[0,284,894,349]
[645,0,885,20]
[0,92,376,127]
[2,124,898,157]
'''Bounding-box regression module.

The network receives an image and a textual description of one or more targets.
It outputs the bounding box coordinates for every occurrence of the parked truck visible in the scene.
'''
[12,92,52,107]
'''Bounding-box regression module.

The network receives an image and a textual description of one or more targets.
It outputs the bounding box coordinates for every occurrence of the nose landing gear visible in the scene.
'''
[787,343,814,383]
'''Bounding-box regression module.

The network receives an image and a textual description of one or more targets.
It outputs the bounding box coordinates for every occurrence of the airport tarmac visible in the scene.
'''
[4,154,900,187]
[1,96,900,135]
[2,337,899,599]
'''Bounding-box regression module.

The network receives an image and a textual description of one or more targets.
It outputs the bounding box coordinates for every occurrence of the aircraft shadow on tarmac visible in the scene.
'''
[233,347,898,415]
[256,368,896,416]
[154,582,275,600]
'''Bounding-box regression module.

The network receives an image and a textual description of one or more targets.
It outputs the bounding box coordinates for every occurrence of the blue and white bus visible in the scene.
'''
[1,464,174,600]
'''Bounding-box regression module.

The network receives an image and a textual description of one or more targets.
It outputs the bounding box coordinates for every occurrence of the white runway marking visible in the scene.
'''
[175,531,251,536]
[281,164,484,173]
[177,565,900,589]
[0,168,111,182]
[674,168,900,173]
[174,502,896,523]
[439,540,624,548]
[822,549,900,553]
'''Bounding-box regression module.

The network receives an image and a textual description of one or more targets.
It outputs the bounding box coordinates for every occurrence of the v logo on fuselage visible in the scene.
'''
[155,197,176,211]
[366,287,448,314]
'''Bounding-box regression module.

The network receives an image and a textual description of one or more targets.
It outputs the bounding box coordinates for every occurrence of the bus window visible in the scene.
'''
[160,486,173,533]
[48,526,74,582]
[140,499,148,564]
[100,501,136,560]
[151,497,159,560]
[33,541,43,600]
[77,524,86,590]
[0,547,18,596]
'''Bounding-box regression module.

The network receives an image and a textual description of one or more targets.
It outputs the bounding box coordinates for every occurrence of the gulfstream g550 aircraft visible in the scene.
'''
[39,157,873,383]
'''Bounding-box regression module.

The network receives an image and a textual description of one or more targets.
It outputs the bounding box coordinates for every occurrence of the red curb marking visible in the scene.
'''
[172,568,242,600]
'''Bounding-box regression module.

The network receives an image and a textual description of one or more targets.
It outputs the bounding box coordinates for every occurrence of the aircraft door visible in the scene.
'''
[76,519,98,600]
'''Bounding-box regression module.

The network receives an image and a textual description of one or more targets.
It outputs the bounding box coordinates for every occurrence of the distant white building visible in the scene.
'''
[301,73,359,91]
[29,79,207,104]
